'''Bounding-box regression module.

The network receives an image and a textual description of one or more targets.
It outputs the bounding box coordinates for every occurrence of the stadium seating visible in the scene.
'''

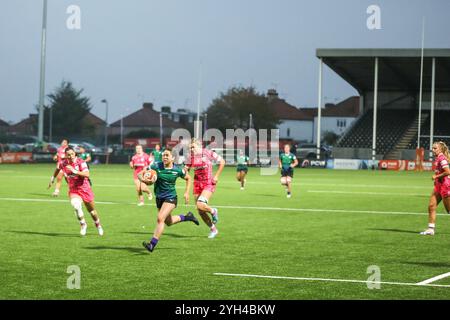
[337,109,417,156]
[406,110,450,150]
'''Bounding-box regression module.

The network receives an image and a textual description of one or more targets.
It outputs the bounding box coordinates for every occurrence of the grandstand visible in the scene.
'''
[316,49,450,160]
[406,110,450,150]
[337,109,417,157]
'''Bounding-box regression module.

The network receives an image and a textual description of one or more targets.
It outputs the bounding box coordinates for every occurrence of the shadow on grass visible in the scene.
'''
[369,228,450,235]
[367,228,420,234]
[402,261,450,268]
[254,194,280,198]
[26,193,58,198]
[84,245,175,255]
[7,230,79,238]
[122,231,203,239]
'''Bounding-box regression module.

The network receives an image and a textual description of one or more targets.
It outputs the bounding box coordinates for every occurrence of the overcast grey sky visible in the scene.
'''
[1,0,449,124]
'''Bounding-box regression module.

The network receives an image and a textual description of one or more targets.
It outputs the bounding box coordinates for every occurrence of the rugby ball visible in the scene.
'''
[143,170,157,184]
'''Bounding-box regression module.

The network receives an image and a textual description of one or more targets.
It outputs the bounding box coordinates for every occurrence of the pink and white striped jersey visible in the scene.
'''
[131,153,151,179]
[56,146,67,162]
[58,158,91,193]
[434,153,450,185]
[186,148,222,183]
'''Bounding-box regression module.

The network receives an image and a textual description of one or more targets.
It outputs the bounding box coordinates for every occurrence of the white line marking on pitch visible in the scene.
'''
[0,197,447,217]
[0,173,430,189]
[417,272,450,285]
[308,190,424,197]
[213,273,450,288]
[0,198,116,205]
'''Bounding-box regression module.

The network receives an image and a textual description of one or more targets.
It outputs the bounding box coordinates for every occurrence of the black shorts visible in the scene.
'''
[156,197,178,209]
[237,166,248,173]
[281,167,294,178]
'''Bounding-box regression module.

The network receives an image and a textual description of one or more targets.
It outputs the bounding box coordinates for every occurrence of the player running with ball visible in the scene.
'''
[420,141,450,236]
[186,138,225,239]
[140,148,199,252]
[279,144,298,198]
[48,146,104,236]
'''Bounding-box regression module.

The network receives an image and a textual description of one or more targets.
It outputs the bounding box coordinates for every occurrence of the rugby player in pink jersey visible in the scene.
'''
[49,138,69,197]
[48,146,104,236]
[129,145,153,206]
[185,138,225,238]
[420,141,450,235]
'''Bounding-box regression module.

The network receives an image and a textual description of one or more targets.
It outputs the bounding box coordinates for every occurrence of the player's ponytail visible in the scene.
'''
[190,138,202,148]
[438,141,450,162]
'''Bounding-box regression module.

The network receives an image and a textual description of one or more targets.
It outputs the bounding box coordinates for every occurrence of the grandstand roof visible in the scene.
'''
[316,48,450,93]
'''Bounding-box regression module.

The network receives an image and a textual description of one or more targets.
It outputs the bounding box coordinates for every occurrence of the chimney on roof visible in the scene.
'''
[143,102,153,110]
[161,106,171,114]
[267,89,279,102]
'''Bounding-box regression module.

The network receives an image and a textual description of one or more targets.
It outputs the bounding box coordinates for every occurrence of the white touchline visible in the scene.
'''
[0,198,116,205]
[209,205,447,217]
[213,273,450,288]
[308,190,424,196]
[417,272,450,285]
[0,197,448,216]
[0,173,430,189]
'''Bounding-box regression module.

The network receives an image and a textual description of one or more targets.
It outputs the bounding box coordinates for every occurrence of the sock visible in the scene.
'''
[150,237,159,248]
[287,191,291,195]
[428,223,435,229]
[80,218,86,225]
[210,225,217,232]
[94,219,101,227]
[179,215,186,222]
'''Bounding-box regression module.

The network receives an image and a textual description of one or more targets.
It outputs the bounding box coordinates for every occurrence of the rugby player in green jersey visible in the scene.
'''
[236,150,249,190]
[78,146,91,163]
[151,144,163,163]
[139,148,199,252]
[279,144,299,198]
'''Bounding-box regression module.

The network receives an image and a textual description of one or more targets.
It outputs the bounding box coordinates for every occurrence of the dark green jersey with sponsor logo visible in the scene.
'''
[150,162,186,199]
[280,152,296,170]
[237,155,249,169]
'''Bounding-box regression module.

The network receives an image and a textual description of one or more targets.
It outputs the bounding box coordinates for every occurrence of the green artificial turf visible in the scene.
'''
[1,164,450,299]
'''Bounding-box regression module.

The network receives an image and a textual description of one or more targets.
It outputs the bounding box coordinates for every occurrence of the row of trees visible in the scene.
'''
[207,86,279,132]
[37,81,95,139]
[37,82,281,140]
[35,82,341,146]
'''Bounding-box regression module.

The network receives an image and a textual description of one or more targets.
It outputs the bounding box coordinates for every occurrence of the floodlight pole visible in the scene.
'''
[429,57,436,160]
[372,57,379,161]
[37,0,48,142]
[49,105,53,142]
[195,63,203,140]
[417,17,425,149]
[120,114,123,146]
[159,112,163,146]
[316,58,323,160]
[101,99,109,162]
